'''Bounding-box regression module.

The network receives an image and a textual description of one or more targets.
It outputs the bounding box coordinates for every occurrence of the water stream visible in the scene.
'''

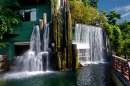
[73,24,106,65]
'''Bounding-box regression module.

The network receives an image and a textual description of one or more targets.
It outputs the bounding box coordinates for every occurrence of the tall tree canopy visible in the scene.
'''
[69,1,102,25]
[118,21,130,40]
[106,11,121,25]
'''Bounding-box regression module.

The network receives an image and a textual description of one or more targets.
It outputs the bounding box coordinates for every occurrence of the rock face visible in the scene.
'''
[51,0,79,70]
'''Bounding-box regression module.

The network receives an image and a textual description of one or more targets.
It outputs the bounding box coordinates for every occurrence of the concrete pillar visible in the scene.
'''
[43,13,47,25]
[39,19,43,29]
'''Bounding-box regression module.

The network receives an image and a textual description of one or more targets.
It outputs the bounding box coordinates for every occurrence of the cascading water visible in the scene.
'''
[41,24,50,70]
[14,24,50,72]
[73,24,105,65]
[42,24,49,51]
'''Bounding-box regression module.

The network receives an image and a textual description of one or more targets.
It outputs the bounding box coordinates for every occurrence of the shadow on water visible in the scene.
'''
[0,62,115,86]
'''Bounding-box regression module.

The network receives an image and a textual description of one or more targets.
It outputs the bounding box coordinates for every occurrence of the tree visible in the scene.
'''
[98,11,107,24]
[0,7,21,38]
[81,0,89,7]
[103,23,122,55]
[0,0,21,47]
[69,1,99,25]
[117,21,130,58]
[118,20,130,40]
[89,0,98,8]
[106,11,121,25]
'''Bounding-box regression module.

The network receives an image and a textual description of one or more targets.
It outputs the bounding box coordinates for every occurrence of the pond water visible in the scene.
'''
[0,62,115,86]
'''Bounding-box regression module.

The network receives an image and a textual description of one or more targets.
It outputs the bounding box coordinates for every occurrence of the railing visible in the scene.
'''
[112,55,130,81]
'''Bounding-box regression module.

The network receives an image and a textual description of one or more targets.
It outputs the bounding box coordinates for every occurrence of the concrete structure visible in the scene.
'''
[111,69,129,86]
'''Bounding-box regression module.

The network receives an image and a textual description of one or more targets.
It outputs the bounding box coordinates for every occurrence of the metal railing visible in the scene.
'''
[112,55,130,81]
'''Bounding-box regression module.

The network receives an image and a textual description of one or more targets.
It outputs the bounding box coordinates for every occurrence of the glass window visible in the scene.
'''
[19,8,36,22]
[30,11,36,21]
[30,8,36,21]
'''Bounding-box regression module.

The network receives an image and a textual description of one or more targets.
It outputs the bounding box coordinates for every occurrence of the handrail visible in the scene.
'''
[112,55,130,81]
[128,62,130,80]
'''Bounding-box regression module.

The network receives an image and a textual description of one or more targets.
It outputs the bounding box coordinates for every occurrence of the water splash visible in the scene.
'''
[13,24,50,72]
[73,24,105,65]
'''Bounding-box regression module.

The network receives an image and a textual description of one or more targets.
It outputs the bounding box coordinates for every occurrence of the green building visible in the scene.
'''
[0,0,51,60]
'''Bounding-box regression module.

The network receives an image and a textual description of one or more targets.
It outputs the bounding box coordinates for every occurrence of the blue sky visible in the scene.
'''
[98,0,130,23]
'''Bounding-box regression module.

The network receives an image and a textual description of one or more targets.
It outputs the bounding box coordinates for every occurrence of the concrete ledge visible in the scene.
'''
[111,69,129,86]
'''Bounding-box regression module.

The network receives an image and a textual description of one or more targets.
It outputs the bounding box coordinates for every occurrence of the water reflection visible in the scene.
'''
[76,63,114,86]
[0,63,115,86]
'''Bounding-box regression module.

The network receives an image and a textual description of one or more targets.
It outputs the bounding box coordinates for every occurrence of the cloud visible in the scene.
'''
[111,4,130,21]
[112,4,130,12]
[113,7,122,11]
[121,12,130,18]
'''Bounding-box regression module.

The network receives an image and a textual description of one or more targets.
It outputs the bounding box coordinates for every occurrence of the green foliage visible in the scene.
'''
[106,11,121,25]
[122,39,130,52]
[111,26,122,52]
[50,0,58,8]
[104,20,130,58]
[98,11,107,24]
[89,0,98,7]
[69,0,107,25]
[103,23,113,39]
[70,0,98,7]
[118,39,130,58]
[0,43,8,48]
[81,0,89,7]
[0,7,21,39]
[103,23,122,54]
[116,21,130,58]
[69,1,99,25]
[118,21,130,40]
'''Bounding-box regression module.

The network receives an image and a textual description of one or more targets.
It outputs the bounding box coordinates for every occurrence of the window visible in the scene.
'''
[19,8,36,22]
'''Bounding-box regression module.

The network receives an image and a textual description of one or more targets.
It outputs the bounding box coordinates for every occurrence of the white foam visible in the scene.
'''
[4,71,53,79]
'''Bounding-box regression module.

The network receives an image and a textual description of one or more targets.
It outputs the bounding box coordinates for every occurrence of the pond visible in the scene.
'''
[0,62,115,86]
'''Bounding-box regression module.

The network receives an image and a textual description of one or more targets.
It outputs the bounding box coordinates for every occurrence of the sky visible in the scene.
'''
[98,0,130,23]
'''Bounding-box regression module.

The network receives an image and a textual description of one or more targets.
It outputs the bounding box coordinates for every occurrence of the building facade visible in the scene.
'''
[0,0,51,60]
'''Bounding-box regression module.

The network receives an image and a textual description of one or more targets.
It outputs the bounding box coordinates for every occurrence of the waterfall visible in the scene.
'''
[73,24,105,66]
[14,24,50,72]
[42,24,49,70]
[30,25,41,53]
[42,24,49,51]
